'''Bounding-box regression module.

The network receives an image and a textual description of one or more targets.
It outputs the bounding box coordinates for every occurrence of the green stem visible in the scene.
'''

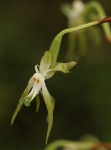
[49,18,111,67]
[49,20,97,68]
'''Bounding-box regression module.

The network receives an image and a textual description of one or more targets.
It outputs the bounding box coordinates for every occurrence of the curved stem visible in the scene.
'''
[49,17,111,68]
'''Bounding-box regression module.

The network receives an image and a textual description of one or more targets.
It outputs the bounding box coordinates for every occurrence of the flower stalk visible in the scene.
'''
[49,17,111,67]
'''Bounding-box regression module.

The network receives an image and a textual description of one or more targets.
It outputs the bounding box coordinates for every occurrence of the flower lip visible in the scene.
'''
[24,72,44,106]
[30,72,44,93]
[33,73,43,84]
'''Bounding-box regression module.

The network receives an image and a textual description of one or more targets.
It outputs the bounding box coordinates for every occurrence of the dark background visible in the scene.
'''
[0,0,111,149]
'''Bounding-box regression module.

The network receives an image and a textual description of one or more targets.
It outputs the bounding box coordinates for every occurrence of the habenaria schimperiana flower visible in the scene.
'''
[11,17,111,144]
[11,51,76,144]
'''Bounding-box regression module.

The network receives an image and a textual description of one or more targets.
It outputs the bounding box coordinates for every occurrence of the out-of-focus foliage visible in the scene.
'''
[0,0,111,150]
[44,134,109,150]
[61,0,111,61]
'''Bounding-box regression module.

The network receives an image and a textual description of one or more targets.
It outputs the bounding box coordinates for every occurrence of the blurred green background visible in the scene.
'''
[0,0,111,149]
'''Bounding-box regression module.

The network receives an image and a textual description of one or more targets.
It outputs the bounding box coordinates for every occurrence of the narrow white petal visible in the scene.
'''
[35,65,40,73]
[31,89,39,100]
[26,87,35,98]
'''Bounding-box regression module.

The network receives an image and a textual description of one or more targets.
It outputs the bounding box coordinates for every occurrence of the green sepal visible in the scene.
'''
[46,95,55,123]
[41,80,54,144]
[45,72,55,80]
[50,61,77,73]
[11,84,31,125]
[40,51,51,75]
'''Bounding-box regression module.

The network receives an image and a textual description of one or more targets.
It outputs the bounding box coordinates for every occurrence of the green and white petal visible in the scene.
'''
[40,51,51,75]
[49,61,77,74]
[45,72,55,80]
[41,79,54,144]
[24,73,43,106]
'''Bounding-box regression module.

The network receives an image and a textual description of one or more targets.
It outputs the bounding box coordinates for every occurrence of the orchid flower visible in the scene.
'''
[11,17,111,144]
[61,0,85,27]
[11,51,76,144]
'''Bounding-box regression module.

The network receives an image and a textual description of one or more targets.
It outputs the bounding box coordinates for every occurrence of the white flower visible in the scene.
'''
[11,51,76,144]
[70,0,85,19]
[61,0,85,26]
[24,72,43,106]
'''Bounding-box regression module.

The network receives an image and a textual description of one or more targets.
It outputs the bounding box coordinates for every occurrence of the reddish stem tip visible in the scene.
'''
[97,17,111,25]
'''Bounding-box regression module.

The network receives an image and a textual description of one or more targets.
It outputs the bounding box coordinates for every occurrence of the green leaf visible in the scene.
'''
[40,51,51,75]
[11,84,31,125]
[41,80,54,144]
[50,61,77,73]
[36,94,40,113]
